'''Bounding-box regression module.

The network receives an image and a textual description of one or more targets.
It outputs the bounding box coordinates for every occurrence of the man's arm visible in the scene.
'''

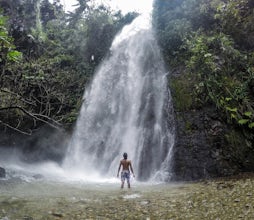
[117,161,122,177]
[129,161,135,177]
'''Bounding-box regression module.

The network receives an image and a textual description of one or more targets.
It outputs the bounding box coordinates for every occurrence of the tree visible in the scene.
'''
[0,0,138,135]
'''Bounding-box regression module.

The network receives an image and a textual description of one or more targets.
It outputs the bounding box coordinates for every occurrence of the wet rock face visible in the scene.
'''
[171,106,242,181]
[0,167,6,178]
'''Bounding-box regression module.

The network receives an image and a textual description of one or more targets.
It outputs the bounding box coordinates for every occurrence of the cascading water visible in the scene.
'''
[35,0,43,37]
[63,14,175,182]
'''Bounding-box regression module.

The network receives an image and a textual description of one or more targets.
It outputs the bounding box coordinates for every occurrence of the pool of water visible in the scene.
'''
[2,170,252,219]
[0,171,186,219]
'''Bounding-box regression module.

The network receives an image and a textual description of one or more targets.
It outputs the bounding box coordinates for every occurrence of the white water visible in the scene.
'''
[63,14,175,182]
[0,13,175,184]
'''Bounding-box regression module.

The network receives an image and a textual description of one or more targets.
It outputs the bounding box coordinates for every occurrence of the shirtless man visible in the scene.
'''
[117,152,135,188]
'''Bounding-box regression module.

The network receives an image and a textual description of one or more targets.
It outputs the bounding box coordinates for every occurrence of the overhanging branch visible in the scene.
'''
[0,120,32,135]
[0,106,63,131]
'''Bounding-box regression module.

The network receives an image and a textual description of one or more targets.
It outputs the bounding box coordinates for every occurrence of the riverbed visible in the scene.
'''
[1,173,254,219]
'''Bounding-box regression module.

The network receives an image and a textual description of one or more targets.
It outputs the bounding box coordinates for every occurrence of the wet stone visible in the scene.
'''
[140,200,150,205]
[51,212,64,217]
[0,167,6,178]
[23,216,33,220]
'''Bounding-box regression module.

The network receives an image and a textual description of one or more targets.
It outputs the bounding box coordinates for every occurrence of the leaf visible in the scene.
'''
[219,100,224,106]
[204,53,212,58]
[248,122,254,129]
[238,119,249,125]
[231,113,237,119]
[7,50,22,62]
[226,107,237,112]
[244,112,252,117]
[0,36,12,46]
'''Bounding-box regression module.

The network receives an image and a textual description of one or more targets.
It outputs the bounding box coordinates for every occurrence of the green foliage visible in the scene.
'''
[0,1,138,132]
[183,31,254,128]
[170,73,195,111]
[225,129,248,160]
[6,50,22,62]
[153,0,254,150]
[0,12,22,64]
[212,0,254,50]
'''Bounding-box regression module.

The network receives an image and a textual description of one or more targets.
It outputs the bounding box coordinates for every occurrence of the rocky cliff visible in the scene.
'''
[171,91,254,181]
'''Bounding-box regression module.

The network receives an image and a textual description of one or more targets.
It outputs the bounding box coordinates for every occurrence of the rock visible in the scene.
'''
[23,216,33,220]
[245,204,251,208]
[0,167,6,178]
[171,105,242,181]
[52,212,64,217]
[140,201,150,205]
[33,174,43,179]
[246,192,252,197]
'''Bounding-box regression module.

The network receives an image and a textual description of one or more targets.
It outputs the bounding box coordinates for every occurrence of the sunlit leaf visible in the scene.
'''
[204,53,212,57]
[244,112,252,117]
[226,107,237,112]
[7,50,22,62]
[248,122,254,129]
[231,113,237,119]
[238,119,249,125]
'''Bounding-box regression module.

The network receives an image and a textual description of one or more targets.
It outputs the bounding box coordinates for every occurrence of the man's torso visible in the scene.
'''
[121,159,130,171]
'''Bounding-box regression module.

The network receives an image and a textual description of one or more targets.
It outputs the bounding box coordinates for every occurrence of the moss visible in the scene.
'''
[225,129,245,150]
[185,120,193,132]
[224,129,254,167]
[169,73,196,112]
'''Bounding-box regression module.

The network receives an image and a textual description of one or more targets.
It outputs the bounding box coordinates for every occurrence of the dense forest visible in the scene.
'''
[0,0,137,135]
[153,0,254,179]
[0,0,254,178]
[154,0,254,138]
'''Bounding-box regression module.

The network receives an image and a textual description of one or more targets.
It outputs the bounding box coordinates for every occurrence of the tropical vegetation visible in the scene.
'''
[153,0,254,147]
[0,0,137,135]
[0,0,253,153]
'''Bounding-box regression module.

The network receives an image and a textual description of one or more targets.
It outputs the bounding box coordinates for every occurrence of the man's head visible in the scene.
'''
[123,152,128,159]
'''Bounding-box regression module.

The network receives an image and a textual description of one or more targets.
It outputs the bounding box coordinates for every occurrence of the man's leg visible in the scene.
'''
[121,172,125,188]
[127,180,130,188]
[127,172,131,188]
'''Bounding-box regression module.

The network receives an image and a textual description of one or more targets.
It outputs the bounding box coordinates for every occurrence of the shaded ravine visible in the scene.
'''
[63,14,175,182]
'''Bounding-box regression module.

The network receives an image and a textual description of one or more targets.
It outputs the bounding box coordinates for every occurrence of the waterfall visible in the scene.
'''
[63,14,175,182]
[35,0,42,36]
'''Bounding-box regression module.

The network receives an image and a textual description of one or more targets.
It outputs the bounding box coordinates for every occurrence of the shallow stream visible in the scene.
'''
[1,173,254,219]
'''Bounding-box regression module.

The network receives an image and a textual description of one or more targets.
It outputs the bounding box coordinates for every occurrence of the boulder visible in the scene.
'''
[0,167,6,178]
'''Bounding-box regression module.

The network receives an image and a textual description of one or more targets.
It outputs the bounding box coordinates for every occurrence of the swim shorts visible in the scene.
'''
[121,170,130,182]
